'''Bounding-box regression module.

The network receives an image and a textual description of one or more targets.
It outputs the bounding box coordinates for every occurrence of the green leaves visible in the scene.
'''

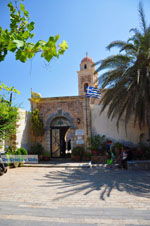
[106,41,127,51]
[0,2,68,63]
[0,102,18,142]
[0,83,20,94]
[41,36,58,62]
[7,41,16,51]
[31,109,44,136]
[0,82,20,142]
[59,40,68,54]
[41,36,68,62]
[27,22,35,31]
[13,40,24,48]
[20,3,29,17]
[7,2,15,14]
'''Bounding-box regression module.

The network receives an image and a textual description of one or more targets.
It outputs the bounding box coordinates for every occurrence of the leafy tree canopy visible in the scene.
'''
[95,2,150,130]
[0,1,68,62]
[0,83,20,95]
[0,102,18,142]
[0,83,19,142]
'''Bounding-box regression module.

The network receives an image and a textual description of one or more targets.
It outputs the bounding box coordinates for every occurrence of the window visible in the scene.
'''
[84,83,88,92]
[84,64,87,69]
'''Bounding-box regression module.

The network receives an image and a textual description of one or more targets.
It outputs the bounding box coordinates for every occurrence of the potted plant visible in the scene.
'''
[72,146,85,161]
[16,147,28,167]
[42,152,50,161]
[88,135,106,156]
[6,149,19,168]
[82,151,92,161]
[112,142,123,159]
[6,147,28,168]
[30,143,44,161]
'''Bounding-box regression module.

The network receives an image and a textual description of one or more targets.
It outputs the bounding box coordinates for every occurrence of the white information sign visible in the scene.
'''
[76,139,84,144]
[75,129,84,136]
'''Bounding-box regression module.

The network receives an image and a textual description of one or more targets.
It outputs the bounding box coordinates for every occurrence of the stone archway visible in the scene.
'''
[50,117,70,158]
[45,110,76,158]
[45,109,75,130]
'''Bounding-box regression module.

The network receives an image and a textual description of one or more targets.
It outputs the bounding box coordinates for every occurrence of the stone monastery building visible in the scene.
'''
[16,56,149,157]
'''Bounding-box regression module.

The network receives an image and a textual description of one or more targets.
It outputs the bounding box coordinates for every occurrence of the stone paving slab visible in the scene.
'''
[23,162,91,168]
[23,162,119,169]
[0,167,150,225]
[0,219,96,226]
[0,201,150,220]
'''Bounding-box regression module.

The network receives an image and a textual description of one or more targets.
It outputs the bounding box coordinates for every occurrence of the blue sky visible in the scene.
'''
[0,0,150,110]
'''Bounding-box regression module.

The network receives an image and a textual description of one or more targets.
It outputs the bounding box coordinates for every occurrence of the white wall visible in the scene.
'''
[15,109,31,150]
[91,104,149,145]
[0,140,5,153]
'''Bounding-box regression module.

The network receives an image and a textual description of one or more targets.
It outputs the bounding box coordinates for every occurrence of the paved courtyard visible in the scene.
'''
[0,166,150,225]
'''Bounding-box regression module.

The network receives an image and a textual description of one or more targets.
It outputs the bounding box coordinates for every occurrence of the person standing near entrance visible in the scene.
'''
[67,139,71,152]
[106,140,113,159]
[65,131,73,154]
[120,147,128,169]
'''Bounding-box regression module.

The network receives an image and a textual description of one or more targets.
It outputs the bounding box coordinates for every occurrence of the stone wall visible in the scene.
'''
[30,96,91,152]
[91,104,149,145]
[0,140,5,153]
[15,109,31,150]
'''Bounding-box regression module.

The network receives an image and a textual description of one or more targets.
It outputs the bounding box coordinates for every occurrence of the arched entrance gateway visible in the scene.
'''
[50,117,74,158]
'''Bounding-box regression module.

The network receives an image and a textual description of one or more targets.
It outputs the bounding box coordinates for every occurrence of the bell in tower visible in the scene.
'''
[77,56,98,96]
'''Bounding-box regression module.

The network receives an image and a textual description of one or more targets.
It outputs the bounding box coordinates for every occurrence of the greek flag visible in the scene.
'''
[86,86,101,98]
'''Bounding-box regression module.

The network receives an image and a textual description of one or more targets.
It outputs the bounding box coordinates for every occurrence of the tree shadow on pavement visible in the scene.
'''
[38,168,150,201]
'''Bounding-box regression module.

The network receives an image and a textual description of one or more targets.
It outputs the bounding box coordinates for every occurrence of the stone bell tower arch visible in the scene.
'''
[77,56,98,96]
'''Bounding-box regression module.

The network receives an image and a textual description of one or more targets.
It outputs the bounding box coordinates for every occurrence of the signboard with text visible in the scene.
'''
[75,129,84,136]
[76,139,84,144]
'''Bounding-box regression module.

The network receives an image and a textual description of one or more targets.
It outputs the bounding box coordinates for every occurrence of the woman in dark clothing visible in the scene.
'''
[121,148,128,169]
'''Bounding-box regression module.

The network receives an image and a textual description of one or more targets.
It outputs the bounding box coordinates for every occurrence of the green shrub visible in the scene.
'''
[135,144,150,160]
[16,147,28,155]
[6,147,28,168]
[31,109,44,136]
[88,135,106,150]
[6,151,14,155]
[30,143,44,156]
[15,149,21,155]
[84,151,92,157]
[72,146,85,160]
[113,142,123,150]
[5,146,15,154]
[42,151,50,157]
[83,151,92,161]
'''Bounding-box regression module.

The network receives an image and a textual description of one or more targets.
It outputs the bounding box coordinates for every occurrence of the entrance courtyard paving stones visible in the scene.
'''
[0,167,150,225]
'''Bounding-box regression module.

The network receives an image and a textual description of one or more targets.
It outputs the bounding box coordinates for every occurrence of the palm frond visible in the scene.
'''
[106,41,127,51]
[99,69,123,88]
[120,43,137,54]
[92,60,102,67]
[129,28,140,35]
[139,2,146,34]
[96,54,131,72]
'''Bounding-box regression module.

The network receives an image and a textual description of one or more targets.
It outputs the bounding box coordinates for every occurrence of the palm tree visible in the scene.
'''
[96,3,150,134]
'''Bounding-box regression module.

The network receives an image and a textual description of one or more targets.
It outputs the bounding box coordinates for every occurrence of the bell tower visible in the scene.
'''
[77,56,98,96]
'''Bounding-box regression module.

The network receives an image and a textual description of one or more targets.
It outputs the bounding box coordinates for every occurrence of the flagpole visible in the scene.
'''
[85,95,87,149]
[85,95,89,149]
[85,86,101,148]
